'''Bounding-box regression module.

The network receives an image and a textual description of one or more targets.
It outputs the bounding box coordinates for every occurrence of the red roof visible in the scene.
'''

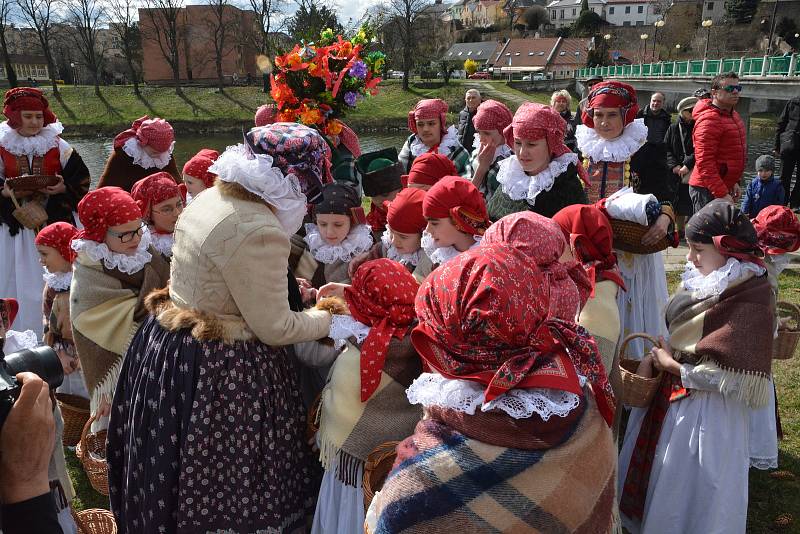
[488,38,588,68]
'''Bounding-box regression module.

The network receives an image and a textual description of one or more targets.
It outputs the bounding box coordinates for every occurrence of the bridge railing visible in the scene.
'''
[578,53,799,79]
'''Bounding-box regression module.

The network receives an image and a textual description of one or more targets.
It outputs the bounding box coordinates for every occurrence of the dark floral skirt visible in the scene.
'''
[108,315,318,533]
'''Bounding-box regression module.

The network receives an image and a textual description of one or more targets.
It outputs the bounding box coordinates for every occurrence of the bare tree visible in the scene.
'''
[383,0,430,90]
[107,0,143,95]
[17,0,61,94]
[141,0,184,94]
[65,0,106,95]
[200,0,237,92]
[502,0,524,36]
[247,0,285,56]
[0,0,17,87]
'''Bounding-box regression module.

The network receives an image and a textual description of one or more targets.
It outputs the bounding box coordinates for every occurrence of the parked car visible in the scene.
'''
[387,70,404,79]
[469,72,490,79]
[521,74,531,81]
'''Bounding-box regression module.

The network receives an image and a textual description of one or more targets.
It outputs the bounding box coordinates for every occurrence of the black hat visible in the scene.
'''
[356,148,403,197]
[315,183,361,215]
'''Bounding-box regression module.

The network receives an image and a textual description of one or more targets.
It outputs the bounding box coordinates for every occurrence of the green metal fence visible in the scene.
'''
[578,54,800,79]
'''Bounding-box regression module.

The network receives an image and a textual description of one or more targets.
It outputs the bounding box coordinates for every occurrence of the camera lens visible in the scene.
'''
[4,346,64,391]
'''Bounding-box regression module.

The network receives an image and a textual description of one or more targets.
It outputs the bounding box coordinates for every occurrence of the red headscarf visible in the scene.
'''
[182,149,220,188]
[366,202,388,233]
[552,204,625,290]
[74,187,142,243]
[752,205,800,256]
[504,102,588,185]
[344,259,420,401]
[473,99,513,134]
[411,242,614,425]
[337,122,362,158]
[114,116,175,153]
[35,222,79,263]
[582,81,639,128]
[408,98,448,135]
[423,176,490,236]
[131,172,186,220]
[482,212,591,319]
[3,87,57,129]
[402,152,457,188]
[0,298,18,335]
[254,104,277,127]
[386,187,427,235]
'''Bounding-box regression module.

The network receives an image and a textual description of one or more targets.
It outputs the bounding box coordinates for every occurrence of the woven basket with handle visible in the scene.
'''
[76,414,109,496]
[6,174,60,192]
[617,333,664,408]
[9,190,47,231]
[363,440,399,510]
[56,393,90,447]
[774,301,800,360]
[609,219,671,255]
[71,508,117,534]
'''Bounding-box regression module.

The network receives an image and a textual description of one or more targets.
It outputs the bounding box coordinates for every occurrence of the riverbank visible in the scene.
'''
[40,81,550,138]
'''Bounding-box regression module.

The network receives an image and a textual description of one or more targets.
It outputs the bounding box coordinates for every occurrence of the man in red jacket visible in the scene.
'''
[688,72,747,211]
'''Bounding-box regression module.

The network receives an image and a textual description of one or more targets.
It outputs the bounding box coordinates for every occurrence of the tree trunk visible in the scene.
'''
[216,53,224,93]
[0,33,16,88]
[47,56,60,95]
[124,53,140,96]
[172,50,182,95]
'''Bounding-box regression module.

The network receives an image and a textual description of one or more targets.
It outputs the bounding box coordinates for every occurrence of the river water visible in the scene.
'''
[70,130,776,190]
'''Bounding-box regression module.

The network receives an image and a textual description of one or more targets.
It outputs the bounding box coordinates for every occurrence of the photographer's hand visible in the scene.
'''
[0,372,55,504]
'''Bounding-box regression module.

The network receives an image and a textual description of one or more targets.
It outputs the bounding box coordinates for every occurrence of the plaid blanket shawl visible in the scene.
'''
[366,395,616,534]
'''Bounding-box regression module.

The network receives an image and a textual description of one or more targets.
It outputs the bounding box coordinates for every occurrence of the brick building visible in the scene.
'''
[139,4,259,84]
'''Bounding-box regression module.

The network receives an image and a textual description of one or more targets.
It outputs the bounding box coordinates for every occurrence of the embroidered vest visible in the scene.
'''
[0,145,62,178]
[586,160,635,203]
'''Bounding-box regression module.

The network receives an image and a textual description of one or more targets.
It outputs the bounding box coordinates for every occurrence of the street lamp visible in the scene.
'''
[653,20,665,61]
[603,34,612,64]
[702,19,713,59]
[640,33,649,63]
[70,62,76,86]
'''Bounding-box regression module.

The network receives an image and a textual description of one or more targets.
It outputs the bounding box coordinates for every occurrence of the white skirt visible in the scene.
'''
[0,226,44,337]
[312,456,366,534]
[615,249,669,358]
[748,377,778,470]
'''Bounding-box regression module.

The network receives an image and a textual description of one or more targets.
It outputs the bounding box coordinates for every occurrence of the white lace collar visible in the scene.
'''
[149,230,174,258]
[681,257,765,300]
[304,223,373,265]
[496,153,578,205]
[0,120,63,157]
[381,229,421,266]
[71,227,153,275]
[42,269,72,291]
[2,329,39,354]
[328,314,371,350]
[410,125,462,158]
[472,133,513,161]
[122,137,174,169]
[575,118,648,163]
[406,372,583,421]
[421,230,481,266]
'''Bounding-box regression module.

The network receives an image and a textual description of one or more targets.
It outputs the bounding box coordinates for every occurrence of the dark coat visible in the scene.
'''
[486,163,588,220]
[637,106,672,146]
[456,106,477,149]
[776,97,800,155]
[560,110,578,153]
[631,144,677,203]
[97,147,181,192]
[664,117,696,171]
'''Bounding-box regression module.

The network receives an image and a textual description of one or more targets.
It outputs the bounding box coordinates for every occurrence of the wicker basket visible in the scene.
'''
[610,219,672,255]
[71,508,117,534]
[6,174,60,192]
[57,393,90,447]
[9,190,47,231]
[617,333,663,408]
[774,301,800,360]
[306,392,322,441]
[363,441,399,510]
[76,415,109,496]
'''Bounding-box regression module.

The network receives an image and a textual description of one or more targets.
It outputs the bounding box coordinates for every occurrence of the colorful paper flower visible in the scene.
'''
[344,91,357,107]
[349,61,367,79]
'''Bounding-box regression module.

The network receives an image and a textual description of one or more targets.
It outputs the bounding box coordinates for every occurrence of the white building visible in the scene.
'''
[701,0,726,23]
[605,0,657,26]
[547,0,607,28]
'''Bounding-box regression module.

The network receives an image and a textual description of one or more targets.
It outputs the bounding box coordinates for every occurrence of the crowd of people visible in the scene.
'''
[0,73,797,534]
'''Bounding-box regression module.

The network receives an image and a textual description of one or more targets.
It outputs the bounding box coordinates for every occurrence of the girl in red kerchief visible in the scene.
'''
[182,148,219,201]
[0,87,90,336]
[403,151,457,191]
[487,102,588,221]
[98,116,181,191]
[365,243,617,534]
[70,187,170,431]
[468,99,513,200]
[421,175,490,267]
[398,98,470,178]
[310,259,423,534]
[131,172,187,260]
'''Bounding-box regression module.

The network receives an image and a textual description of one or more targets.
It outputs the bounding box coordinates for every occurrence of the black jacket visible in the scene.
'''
[457,106,477,149]
[1,493,63,534]
[776,97,800,154]
[637,107,672,146]
[664,117,696,170]
[560,110,578,153]
[631,144,677,203]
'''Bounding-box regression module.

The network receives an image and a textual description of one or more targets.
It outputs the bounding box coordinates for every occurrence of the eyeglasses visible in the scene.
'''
[720,84,743,94]
[152,200,184,216]
[107,222,145,243]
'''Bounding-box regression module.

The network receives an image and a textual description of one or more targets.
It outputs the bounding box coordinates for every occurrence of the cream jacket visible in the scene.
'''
[168,184,331,345]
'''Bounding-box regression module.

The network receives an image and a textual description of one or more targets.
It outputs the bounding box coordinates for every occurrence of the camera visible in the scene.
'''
[0,346,63,432]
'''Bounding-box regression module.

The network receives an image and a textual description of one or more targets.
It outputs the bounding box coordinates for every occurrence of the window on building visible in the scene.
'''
[560,9,564,18]
[559,51,566,55]
[625,6,630,13]
[591,7,595,12]
[572,7,576,15]
[609,6,614,13]
[552,9,556,18]
[623,20,630,25]
[637,5,643,13]
[707,1,714,8]
[636,20,643,25]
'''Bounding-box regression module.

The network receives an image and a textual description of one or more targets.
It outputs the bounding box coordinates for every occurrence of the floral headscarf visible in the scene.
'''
[35,222,79,263]
[752,205,800,256]
[74,187,142,243]
[131,172,186,220]
[687,199,764,265]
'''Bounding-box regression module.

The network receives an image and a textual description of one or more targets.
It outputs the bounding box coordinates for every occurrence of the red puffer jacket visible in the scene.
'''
[688,98,746,198]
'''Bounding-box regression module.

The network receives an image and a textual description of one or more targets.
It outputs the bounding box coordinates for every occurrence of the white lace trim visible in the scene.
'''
[122,137,174,169]
[71,227,153,275]
[381,229,421,266]
[410,125,462,158]
[3,329,39,352]
[210,144,307,236]
[406,372,583,421]
[750,456,779,470]
[42,269,72,291]
[421,231,481,266]
[472,133,513,161]
[304,223,373,264]
[496,153,578,205]
[0,120,63,156]
[681,257,766,300]
[328,314,371,350]
[575,118,648,163]
[149,230,174,257]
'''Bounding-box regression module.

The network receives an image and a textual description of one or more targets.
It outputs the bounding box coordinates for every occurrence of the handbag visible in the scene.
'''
[780,131,799,157]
